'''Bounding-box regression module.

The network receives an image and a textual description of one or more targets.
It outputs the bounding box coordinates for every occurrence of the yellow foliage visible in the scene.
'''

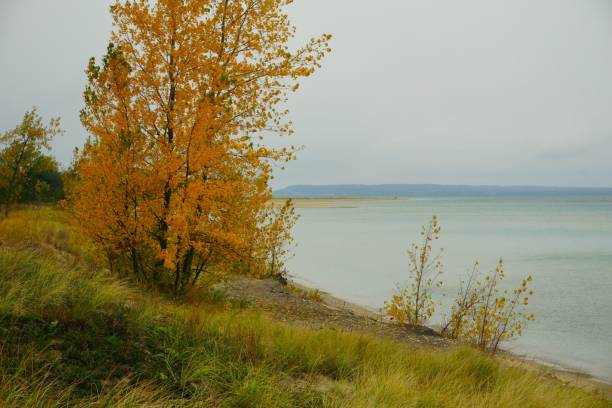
[68,0,330,295]
[442,259,536,353]
[385,216,443,327]
[388,216,536,353]
[247,199,299,281]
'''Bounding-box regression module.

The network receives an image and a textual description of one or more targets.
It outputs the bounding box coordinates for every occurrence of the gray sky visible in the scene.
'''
[1,0,611,188]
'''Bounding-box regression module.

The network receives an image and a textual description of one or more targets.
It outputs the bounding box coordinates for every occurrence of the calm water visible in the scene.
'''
[287,196,612,381]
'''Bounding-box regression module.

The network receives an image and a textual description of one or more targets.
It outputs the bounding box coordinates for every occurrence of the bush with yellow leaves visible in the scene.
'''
[384,216,443,327]
[442,259,535,353]
[385,216,535,354]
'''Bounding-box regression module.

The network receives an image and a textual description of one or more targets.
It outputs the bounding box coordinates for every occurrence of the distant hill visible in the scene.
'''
[274,184,612,197]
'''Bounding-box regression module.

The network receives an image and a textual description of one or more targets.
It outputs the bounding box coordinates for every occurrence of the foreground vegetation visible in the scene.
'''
[0,208,609,407]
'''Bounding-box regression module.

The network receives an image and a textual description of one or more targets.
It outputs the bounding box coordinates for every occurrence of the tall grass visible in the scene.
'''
[0,209,609,407]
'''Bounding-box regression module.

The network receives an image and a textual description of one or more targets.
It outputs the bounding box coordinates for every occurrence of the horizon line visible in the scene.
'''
[275,183,612,190]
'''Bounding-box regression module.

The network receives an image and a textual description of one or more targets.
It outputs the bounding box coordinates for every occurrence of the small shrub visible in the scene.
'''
[288,284,323,303]
[385,216,443,326]
[442,259,535,353]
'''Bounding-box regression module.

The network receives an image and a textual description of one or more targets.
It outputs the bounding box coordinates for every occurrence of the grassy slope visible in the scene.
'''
[0,209,609,408]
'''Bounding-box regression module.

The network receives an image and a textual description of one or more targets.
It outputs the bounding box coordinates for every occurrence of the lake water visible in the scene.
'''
[286,196,612,381]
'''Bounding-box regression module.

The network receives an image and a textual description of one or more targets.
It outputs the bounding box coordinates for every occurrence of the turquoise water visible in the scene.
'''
[286,196,612,381]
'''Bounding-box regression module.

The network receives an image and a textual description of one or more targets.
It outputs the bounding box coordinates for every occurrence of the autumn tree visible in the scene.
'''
[0,108,62,216]
[247,199,299,282]
[442,259,535,353]
[385,216,444,326]
[386,216,536,352]
[19,155,64,203]
[440,261,481,340]
[71,0,330,295]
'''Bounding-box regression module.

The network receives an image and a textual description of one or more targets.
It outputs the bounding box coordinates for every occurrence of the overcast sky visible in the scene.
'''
[1,0,611,188]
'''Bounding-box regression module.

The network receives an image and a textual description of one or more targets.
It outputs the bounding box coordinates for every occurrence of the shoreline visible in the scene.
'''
[271,196,397,209]
[287,278,612,397]
[275,196,612,392]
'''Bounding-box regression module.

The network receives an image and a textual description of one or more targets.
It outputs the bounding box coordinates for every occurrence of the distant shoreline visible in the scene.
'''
[271,196,396,208]
[274,184,612,198]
